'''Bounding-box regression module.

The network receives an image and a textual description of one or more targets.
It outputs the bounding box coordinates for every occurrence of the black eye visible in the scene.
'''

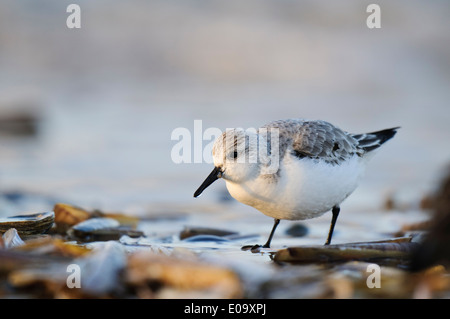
[233,151,238,159]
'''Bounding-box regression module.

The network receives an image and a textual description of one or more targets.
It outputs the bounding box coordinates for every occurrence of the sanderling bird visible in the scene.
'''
[194,119,399,248]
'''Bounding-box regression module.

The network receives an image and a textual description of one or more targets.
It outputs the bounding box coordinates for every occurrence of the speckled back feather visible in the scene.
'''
[260,119,398,165]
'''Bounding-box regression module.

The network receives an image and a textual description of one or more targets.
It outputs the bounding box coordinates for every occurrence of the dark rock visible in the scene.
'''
[180,226,237,240]
[410,165,450,271]
[285,223,309,237]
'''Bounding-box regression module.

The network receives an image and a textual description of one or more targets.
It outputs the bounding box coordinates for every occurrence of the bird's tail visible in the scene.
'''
[352,127,400,152]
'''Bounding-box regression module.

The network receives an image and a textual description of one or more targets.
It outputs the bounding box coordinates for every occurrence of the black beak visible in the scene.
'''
[193,167,222,198]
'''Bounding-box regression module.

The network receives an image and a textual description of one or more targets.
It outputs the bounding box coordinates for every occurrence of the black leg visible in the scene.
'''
[241,218,280,251]
[325,205,340,245]
[263,218,280,248]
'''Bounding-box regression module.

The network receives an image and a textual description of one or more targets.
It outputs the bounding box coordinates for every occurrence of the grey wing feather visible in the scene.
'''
[260,119,359,165]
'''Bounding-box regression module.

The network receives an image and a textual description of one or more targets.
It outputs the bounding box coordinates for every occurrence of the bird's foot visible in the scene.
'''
[241,244,270,253]
[241,244,264,253]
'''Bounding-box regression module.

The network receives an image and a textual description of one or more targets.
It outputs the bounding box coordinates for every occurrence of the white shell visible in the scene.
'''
[2,228,25,249]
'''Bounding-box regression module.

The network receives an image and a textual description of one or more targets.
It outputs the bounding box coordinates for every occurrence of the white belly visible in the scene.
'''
[225,154,365,220]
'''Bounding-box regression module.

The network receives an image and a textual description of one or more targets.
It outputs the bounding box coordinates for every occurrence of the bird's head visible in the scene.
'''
[193,128,260,198]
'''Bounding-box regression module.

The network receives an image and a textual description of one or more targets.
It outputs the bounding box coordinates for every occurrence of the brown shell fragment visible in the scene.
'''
[179,226,238,240]
[126,251,243,298]
[53,203,91,232]
[274,241,418,264]
[0,212,54,236]
[54,203,140,231]
[14,236,92,257]
[401,220,433,232]
[92,210,140,228]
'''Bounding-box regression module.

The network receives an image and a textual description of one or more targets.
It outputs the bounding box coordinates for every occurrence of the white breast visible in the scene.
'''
[225,153,366,220]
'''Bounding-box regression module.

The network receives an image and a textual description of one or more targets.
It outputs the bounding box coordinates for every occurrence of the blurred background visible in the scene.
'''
[0,0,449,218]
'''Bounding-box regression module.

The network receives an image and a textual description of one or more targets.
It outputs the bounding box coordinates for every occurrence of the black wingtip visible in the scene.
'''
[354,126,400,152]
[375,126,400,141]
[373,126,400,141]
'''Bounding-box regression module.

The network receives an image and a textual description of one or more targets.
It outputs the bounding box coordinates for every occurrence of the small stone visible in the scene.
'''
[285,223,309,237]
